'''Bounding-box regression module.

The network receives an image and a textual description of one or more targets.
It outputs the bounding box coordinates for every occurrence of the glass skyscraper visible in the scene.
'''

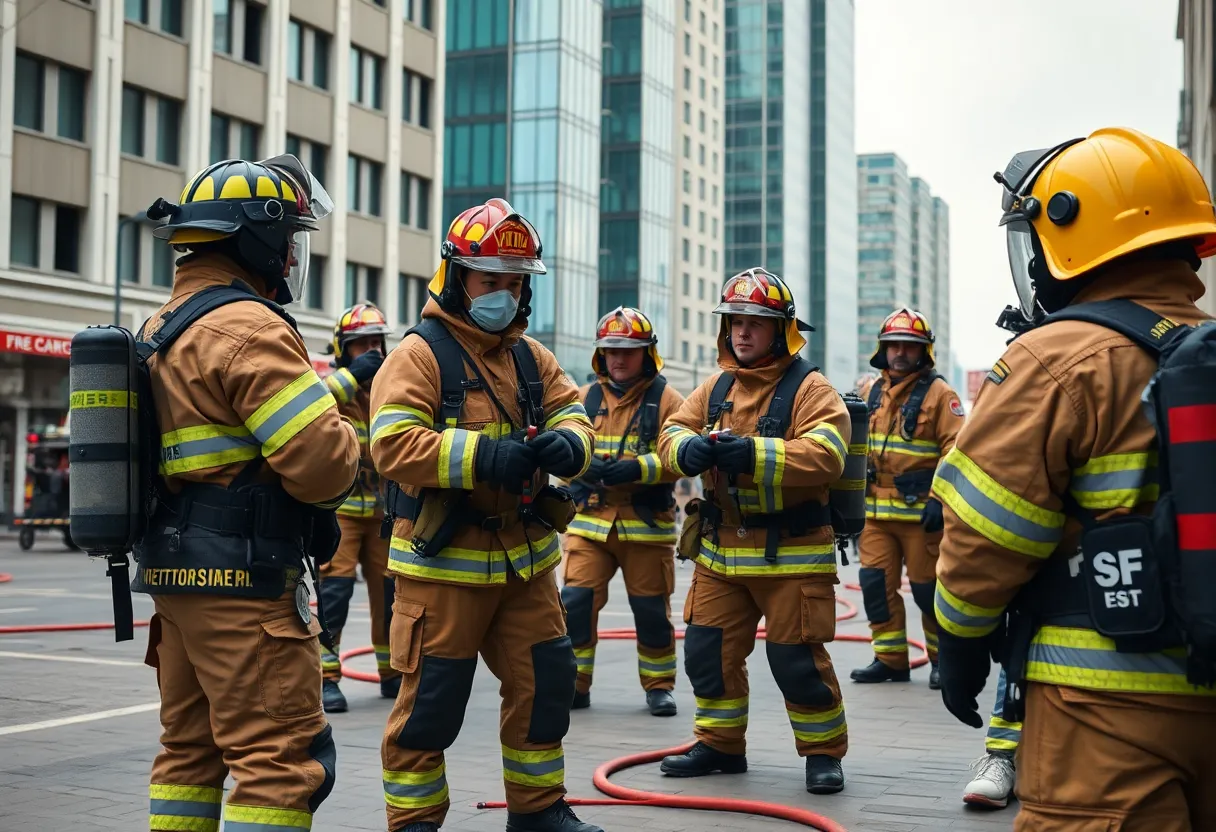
[599,0,676,357]
[443,0,603,373]
[725,0,856,383]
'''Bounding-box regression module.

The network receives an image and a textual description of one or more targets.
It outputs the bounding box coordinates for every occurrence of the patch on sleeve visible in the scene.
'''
[986,359,1011,386]
[948,398,965,417]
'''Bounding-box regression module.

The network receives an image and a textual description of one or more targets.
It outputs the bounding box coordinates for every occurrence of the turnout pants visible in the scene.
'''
[318,514,397,683]
[561,527,677,695]
[1015,683,1216,831]
[681,564,847,759]
[381,570,576,829]
[857,518,940,668]
[146,591,335,832]
[986,668,1022,757]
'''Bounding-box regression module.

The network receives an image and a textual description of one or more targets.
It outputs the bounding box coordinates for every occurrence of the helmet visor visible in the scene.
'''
[712,301,786,318]
[593,336,648,349]
[1005,219,1038,318]
[261,153,335,225]
[285,229,311,304]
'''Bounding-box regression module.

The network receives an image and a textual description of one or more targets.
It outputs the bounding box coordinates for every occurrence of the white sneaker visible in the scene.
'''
[963,753,1015,809]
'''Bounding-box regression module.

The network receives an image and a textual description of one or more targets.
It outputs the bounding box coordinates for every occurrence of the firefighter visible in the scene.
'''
[137,156,360,830]
[561,306,685,717]
[656,268,851,795]
[961,670,1019,809]
[317,303,400,712]
[934,127,1216,830]
[369,198,603,832]
[850,309,964,688]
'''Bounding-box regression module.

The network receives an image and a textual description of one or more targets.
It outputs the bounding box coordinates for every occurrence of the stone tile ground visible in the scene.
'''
[0,534,1015,831]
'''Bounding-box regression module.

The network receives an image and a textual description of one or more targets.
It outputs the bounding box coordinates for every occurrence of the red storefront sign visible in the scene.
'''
[0,328,73,358]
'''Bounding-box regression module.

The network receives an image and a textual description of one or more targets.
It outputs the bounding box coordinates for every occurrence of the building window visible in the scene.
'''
[156,97,181,165]
[684,32,690,56]
[698,244,705,266]
[348,154,383,216]
[682,171,691,193]
[681,340,689,362]
[214,0,264,64]
[345,263,381,306]
[420,0,432,29]
[286,134,328,188]
[366,267,381,304]
[117,217,141,284]
[14,53,45,131]
[712,184,719,205]
[683,136,691,158]
[684,0,690,22]
[161,0,184,36]
[699,10,706,32]
[397,273,427,324]
[698,143,705,165]
[286,20,331,88]
[698,211,705,232]
[350,46,384,110]
[682,272,689,293]
[712,250,718,271]
[698,277,705,300]
[243,0,264,64]
[418,77,432,128]
[402,69,414,122]
[712,217,718,235]
[683,68,690,91]
[125,0,147,23]
[402,70,433,127]
[681,308,689,328]
[10,196,41,268]
[287,20,303,80]
[682,239,690,262]
[214,0,231,54]
[698,177,705,199]
[698,344,706,363]
[152,239,175,286]
[57,67,87,141]
[698,111,705,132]
[683,102,690,124]
[121,86,181,165]
[211,113,260,163]
[682,205,690,227]
[712,151,718,173]
[697,311,705,334]
[306,255,326,309]
[699,77,706,99]
[699,44,705,67]
[121,86,145,156]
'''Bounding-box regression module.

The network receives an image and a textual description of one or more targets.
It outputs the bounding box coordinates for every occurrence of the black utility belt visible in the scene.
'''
[131,561,301,597]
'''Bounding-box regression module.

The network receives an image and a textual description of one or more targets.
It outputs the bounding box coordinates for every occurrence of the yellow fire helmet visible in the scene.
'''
[591,306,663,377]
[996,126,1216,319]
[712,267,812,357]
[869,307,935,370]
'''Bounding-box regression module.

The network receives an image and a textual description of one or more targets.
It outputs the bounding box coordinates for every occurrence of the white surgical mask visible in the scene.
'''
[468,289,519,332]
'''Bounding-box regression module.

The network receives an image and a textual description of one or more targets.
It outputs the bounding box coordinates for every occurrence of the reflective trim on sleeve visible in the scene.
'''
[1070,452,1159,511]
[637,453,662,484]
[804,423,846,468]
[370,404,434,446]
[544,402,591,430]
[246,371,336,457]
[160,424,260,475]
[932,448,1065,558]
[325,368,358,405]
[663,425,697,475]
[986,716,1022,752]
[934,582,1004,638]
[437,429,480,489]
[751,437,786,493]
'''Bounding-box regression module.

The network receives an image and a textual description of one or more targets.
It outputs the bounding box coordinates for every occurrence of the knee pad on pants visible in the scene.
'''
[683,624,725,699]
[560,585,594,645]
[396,656,477,751]
[307,723,337,811]
[765,642,835,708]
[318,576,356,633]
[909,581,935,621]
[858,567,890,623]
[527,635,577,744]
[628,595,672,649]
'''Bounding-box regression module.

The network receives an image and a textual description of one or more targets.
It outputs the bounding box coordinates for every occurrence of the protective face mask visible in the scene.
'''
[467,289,520,332]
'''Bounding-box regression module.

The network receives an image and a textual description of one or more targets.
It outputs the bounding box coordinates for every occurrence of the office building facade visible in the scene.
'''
[724,0,856,386]
[0,0,443,519]
[1176,0,1216,314]
[443,0,602,375]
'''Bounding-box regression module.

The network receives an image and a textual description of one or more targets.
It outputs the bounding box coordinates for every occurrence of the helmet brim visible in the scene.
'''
[712,301,786,318]
[593,337,649,349]
[450,254,547,275]
[877,333,932,345]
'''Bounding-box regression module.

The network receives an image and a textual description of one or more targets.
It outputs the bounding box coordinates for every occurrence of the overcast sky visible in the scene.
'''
[854,0,1184,377]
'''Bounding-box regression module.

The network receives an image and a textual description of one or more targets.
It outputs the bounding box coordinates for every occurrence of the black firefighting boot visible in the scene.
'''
[805,755,845,794]
[646,689,677,716]
[929,662,941,690]
[572,690,591,710]
[505,798,603,832]
[322,679,348,713]
[849,658,911,683]
[393,824,439,832]
[659,741,747,777]
[381,675,402,699]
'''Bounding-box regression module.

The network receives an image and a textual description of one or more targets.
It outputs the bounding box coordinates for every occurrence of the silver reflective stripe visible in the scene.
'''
[757,438,780,483]
[935,461,1063,546]
[446,430,475,487]
[372,409,428,437]
[383,776,447,799]
[501,755,564,778]
[149,799,221,819]
[789,710,846,733]
[224,822,309,832]
[934,587,1001,631]
[639,658,676,673]
[695,705,747,720]
[331,369,357,401]
[809,425,846,459]
[250,378,330,445]
[166,431,259,459]
[1071,467,1155,494]
[986,726,1021,743]
[390,547,507,575]
[1027,643,1188,676]
[510,534,560,573]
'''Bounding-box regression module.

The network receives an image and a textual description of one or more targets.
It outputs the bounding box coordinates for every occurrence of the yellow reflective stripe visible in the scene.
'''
[865,496,925,521]
[222,802,312,830]
[160,424,260,475]
[872,630,907,653]
[149,782,222,832]
[615,518,676,543]
[1027,626,1216,696]
[869,432,939,458]
[506,531,562,579]
[150,784,224,803]
[803,423,846,468]
[480,421,514,439]
[986,715,1022,751]
[562,427,593,475]
[695,539,836,576]
[574,646,595,673]
[388,537,509,584]
[637,452,661,484]
[324,368,358,404]
[1070,452,1159,511]
[70,389,137,409]
[148,816,218,831]
[934,582,1004,638]
[245,371,335,457]
[567,513,613,542]
[370,404,433,446]
[501,745,565,788]
[694,695,748,727]
[787,703,847,743]
[638,649,677,678]
[663,425,696,474]
[932,448,1065,558]
[382,764,449,810]
[437,429,480,489]
[751,437,786,492]
[545,402,591,430]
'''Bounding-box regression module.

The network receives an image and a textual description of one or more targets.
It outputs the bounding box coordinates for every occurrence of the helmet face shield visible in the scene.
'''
[284,229,311,304]
[1004,219,1038,318]
[260,153,334,226]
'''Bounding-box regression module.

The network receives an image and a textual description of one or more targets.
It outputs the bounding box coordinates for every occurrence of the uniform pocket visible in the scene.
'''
[682,572,698,625]
[800,583,837,644]
[1016,803,1123,831]
[144,613,163,670]
[390,600,425,674]
[258,614,323,719]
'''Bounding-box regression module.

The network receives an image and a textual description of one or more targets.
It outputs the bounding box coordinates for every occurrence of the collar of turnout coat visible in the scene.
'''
[1068,257,1207,308]
[419,296,528,355]
[715,326,795,389]
[169,254,273,301]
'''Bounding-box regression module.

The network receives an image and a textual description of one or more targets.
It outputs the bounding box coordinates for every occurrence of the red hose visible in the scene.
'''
[0,620,151,634]
[0,573,12,584]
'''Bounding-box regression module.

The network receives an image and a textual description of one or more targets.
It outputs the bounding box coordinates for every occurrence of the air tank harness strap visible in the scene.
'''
[700,500,832,563]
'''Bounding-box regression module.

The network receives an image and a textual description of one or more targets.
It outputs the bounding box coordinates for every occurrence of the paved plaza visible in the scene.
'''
[0,532,1015,831]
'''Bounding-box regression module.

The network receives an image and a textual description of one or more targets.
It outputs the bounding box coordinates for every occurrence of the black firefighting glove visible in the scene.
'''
[713,434,755,476]
[937,628,997,729]
[581,455,610,485]
[474,438,538,494]
[678,435,716,476]
[306,507,342,566]
[530,429,584,478]
[920,497,944,532]
[601,459,643,486]
[347,350,384,385]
